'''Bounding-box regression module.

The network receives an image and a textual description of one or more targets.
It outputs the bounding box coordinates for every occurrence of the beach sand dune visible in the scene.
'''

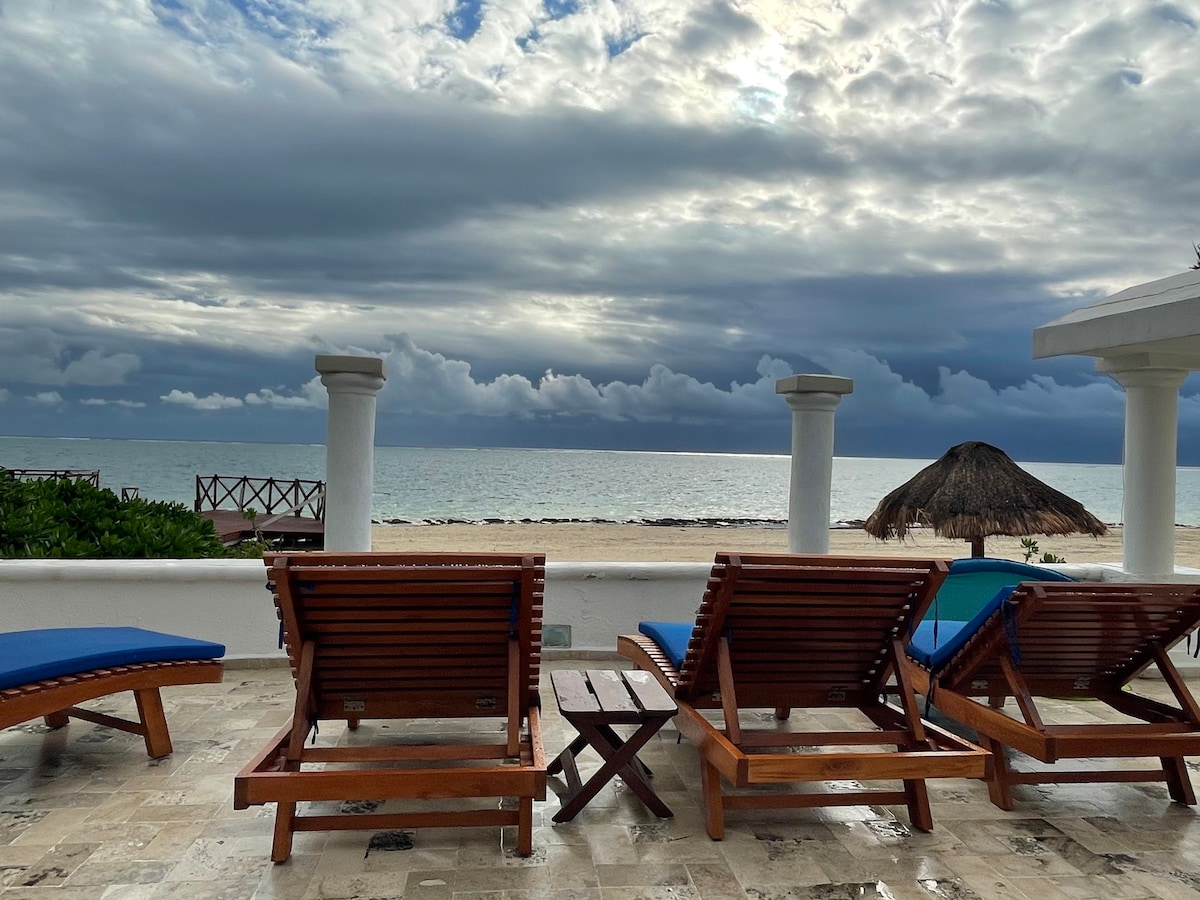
[372,523,1200,569]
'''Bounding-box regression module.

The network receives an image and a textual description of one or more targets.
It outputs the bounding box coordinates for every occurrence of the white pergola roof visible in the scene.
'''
[1033,269,1200,367]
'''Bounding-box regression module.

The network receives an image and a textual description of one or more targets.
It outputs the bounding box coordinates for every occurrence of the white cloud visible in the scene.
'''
[29,391,62,405]
[807,347,1132,426]
[160,389,244,410]
[243,379,326,409]
[80,397,147,408]
[159,379,327,411]
[379,335,794,422]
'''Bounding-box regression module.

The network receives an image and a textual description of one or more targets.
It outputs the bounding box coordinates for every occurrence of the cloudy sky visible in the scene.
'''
[2,0,1198,463]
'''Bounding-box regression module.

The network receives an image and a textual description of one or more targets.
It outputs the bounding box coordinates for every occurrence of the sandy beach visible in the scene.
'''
[372,522,1200,568]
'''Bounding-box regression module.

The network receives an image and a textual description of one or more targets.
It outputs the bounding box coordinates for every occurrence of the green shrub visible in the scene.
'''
[0,470,235,558]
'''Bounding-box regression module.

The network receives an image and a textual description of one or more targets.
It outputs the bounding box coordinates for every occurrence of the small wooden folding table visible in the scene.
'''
[548,668,678,823]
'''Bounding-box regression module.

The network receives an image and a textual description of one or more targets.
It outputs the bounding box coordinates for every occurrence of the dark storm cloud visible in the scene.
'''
[0,0,1198,463]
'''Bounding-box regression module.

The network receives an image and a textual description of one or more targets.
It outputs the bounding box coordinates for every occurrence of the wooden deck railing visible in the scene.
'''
[194,475,325,521]
[3,468,101,487]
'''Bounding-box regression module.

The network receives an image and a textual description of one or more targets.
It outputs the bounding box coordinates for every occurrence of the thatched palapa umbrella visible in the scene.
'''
[863,441,1108,558]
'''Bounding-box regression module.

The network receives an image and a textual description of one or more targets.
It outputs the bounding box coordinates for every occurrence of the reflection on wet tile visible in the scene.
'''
[0,662,1198,898]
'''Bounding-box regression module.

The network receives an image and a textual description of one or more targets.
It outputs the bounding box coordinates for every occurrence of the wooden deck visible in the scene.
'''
[195,475,326,550]
[199,510,325,548]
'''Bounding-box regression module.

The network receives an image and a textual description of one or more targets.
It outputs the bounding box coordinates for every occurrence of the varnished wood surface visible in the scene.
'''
[616,553,989,839]
[236,552,548,861]
[0,659,224,758]
[199,509,324,545]
[924,580,1200,810]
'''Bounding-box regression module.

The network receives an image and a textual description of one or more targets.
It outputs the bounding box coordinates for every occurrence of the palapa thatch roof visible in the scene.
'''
[863,442,1107,556]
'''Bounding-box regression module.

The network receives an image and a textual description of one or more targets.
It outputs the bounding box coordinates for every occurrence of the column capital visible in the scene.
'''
[776,375,853,413]
[1100,365,1188,392]
[316,355,387,396]
[775,374,854,396]
[1096,353,1189,390]
[316,354,387,379]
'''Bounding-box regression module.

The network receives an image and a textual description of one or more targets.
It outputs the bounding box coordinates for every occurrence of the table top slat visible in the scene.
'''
[622,669,678,714]
[586,669,639,713]
[551,669,600,714]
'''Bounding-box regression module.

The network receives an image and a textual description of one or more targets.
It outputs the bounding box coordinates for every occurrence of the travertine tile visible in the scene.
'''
[0,665,1199,899]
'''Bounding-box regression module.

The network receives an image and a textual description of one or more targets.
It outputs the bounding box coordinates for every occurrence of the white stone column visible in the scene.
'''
[775,374,854,553]
[316,355,387,552]
[1100,361,1187,578]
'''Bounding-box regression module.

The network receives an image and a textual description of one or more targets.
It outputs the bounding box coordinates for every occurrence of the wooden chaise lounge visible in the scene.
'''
[907,580,1200,809]
[0,627,226,758]
[618,553,990,839]
[234,552,547,862]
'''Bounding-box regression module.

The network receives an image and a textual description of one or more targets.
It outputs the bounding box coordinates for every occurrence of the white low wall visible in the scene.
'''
[0,559,711,661]
[3,558,1199,670]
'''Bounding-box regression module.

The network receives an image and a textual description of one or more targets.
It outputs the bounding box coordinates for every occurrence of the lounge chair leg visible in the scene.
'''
[1161,756,1196,805]
[984,738,1015,810]
[271,802,297,863]
[517,796,534,857]
[43,710,70,729]
[347,717,360,730]
[774,706,790,720]
[904,779,933,832]
[700,760,725,840]
[134,688,173,758]
[988,690,1006,710]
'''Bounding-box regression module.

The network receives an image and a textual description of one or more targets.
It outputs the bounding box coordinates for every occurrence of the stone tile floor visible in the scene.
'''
[3,660,1200,899]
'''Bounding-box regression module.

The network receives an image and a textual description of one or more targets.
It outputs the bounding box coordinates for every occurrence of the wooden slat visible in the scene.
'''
[242,552,547,861]
[622,669,677,715]
[616,553,990,839]
[587,670,639,714]
[0,659,224,758]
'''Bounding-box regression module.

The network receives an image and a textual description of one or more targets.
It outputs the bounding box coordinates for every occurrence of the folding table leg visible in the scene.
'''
[547,734,589,777]
[552,717,673,823]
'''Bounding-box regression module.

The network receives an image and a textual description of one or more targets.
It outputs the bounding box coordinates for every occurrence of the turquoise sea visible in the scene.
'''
[1,435,1196,527]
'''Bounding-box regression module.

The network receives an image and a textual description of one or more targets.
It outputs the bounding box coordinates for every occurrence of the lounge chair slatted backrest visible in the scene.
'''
[235,552,547,862]
[619,553,990,840]
[675,553,951,709]
[939,582,1200,698]
[271,552,541,722]
[913,580,1200,811]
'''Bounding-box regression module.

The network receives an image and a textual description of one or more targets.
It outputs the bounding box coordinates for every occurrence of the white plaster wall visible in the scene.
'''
[0,560,710,661]
[3,559,1199,670]
[1,559,283,661]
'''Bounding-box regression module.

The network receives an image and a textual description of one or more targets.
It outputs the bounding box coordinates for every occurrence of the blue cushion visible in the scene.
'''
[932,558,1074,621]
[0,627,226,691]
[638,621,694,669]
[907,586,1017,671]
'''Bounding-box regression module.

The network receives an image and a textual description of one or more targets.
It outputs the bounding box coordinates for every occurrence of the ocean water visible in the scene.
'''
[1,435,1196,527]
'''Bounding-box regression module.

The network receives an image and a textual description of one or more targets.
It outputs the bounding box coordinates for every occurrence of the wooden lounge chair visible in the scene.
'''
[908,580,1200,810]
[618,553,990,839]
[0,627,225,759]
[234,552,547,862]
